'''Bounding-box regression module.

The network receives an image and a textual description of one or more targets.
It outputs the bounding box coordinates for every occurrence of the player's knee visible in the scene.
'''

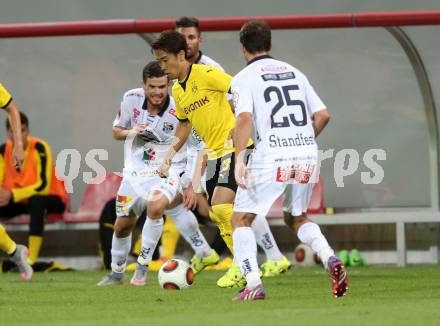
[231,213,254,229]
[196,195,210,218]
[292,214,309,232]
[114,218,134,237]
[284,212,308,232]
[147,200,165,219]
[27,195,46,209]
[283,213,294,229]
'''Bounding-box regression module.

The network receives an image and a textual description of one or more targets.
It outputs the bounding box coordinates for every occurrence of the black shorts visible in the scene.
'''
[205,145,253,205]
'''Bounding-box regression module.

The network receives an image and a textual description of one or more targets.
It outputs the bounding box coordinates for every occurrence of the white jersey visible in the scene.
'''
[195,51,224,71]
[113,88,186,172]
[231,56,325,167]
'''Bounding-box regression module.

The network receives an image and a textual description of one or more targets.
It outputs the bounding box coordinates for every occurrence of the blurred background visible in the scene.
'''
[1,0,440,268]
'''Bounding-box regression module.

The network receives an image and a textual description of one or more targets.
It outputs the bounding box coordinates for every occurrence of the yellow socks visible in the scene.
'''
[161,217,180,259]
[132,235,142,256]
[28,235,43,264]
[0,224,17,255]
[209,204,234,254]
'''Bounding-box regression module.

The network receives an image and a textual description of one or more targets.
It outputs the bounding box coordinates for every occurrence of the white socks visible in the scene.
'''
[137,217,164,266]
[252,214,284,261]
[111,233,132,274]
[297,222,334,267]
[232,227,261,288]
[165,204,212,258]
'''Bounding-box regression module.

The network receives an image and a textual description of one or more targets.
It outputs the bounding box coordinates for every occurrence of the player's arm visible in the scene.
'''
[312,109,330,137]
[234,113,252,189]
[10,140,52,203]
[2,98,24,169]
[182,148,206,210]
[0,151,7,206]
[163,89,192,165]
[305,77,330,137]
[165,120,192,161]
[234,112,252,160]
[112,125,147,141]
[4,101,23,148]
[112,95,147,141]
[158,120,192,177]
[231,79,253,188]
[0,148,5,187]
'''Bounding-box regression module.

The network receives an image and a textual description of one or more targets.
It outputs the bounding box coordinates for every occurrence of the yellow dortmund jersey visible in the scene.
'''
[0,83,13,109]
[172,64,236,159]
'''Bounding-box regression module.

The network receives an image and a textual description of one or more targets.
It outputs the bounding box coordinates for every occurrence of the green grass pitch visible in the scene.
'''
[1,266,440,326]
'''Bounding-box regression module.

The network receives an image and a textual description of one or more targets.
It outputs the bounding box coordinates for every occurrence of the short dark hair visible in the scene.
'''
[142,61,166,83]
[6,111,28,130]
[240,20,271,54]
[176,16,200,34]
[151,30,187,58]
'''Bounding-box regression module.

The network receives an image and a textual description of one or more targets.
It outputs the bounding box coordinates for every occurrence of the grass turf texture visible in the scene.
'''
[1,266,440,326]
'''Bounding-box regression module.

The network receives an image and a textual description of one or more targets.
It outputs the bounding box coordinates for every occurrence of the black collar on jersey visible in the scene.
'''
[247,54,272,66]
[141,95,170,117]
[178,64,193,92]
[195,51,203,64]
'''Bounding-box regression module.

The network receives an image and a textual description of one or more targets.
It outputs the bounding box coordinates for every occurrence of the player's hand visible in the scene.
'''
[183,186,197,210]
[157,159,171,177]
[128,123,147,137]
[0,188,12,207]
[235,161,250,189]
[12,145,25,171]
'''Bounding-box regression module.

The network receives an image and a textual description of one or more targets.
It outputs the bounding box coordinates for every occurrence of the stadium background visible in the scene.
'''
[1,0,440,266]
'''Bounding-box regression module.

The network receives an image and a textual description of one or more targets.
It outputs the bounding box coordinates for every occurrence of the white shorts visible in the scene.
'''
[234,154,316,217]
[116,168,182,218]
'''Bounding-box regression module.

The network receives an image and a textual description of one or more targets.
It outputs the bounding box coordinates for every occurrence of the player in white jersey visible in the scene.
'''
[97,61,219,286]
[230,21,348,300]
[176,16,292,285]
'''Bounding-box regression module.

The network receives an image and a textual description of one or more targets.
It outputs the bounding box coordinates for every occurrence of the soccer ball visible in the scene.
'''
[158,259,194,290]
[293,243,322,267]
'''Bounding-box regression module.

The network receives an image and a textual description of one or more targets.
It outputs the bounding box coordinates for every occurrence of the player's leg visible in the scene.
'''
[210,187,235,252]
[206,154,235,254]
[284,184,348,297]
[27,195,65,265]
[132,213,162,272]
[165,197,219,274]
[99,198,117,270]
[230,162,286,299]
[97,211,137,286]
[160,216,180,260]
[97,181,141,286]
[252,214,291,277]
[213,151,258,288]
[231,212,265,301]
[211,186,247,287]
[195,192,211,218]
[130,190,167,286]
[196,191,231,270]
[0,223,33,281]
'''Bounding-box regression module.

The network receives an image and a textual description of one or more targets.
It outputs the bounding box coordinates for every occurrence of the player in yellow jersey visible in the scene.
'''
[153,17,234,271]
[152,31,255,287]
[0,83,33,281]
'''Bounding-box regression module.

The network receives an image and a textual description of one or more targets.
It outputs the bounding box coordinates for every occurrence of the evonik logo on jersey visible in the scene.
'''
[183,96,210,115]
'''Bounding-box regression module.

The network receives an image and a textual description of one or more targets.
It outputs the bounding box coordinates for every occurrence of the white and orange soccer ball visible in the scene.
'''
[293,243,322,267]
[158,259,194,290]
